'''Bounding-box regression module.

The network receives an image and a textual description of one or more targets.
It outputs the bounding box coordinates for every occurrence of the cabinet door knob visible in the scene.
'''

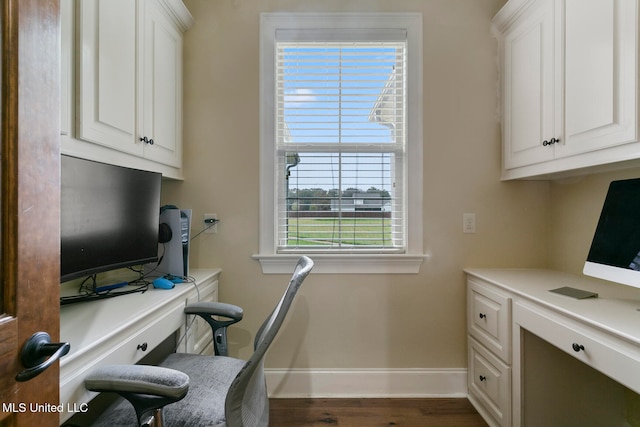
[543,137,560,146]
[572,343,584,352]
[140,136,154,145]
[137,342,148,352]
[479,313,487,319]
[479,375,487,382]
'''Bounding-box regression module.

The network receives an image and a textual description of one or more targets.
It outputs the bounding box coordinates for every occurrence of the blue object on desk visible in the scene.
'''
[95,281,128,293]
[152,277,175,289]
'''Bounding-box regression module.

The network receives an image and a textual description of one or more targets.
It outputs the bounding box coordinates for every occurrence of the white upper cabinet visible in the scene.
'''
[495,0,640,180]
[140,0,184,167]
[78,0,139,156]
[63,0,193,179]
[558,0,637,156]
[61,0,74,137]
[501,0,556,170]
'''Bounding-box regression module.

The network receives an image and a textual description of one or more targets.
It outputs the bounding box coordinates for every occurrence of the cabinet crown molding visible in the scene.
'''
[492,0,537,33]
[157,0,195,31]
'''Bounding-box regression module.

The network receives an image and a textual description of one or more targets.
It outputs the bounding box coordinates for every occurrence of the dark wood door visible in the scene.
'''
[0,0,62,426]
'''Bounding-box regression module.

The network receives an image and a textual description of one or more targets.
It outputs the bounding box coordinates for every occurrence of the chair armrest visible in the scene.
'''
[185,302,243,321]
[85,365,189,400]
[185,302,244,356]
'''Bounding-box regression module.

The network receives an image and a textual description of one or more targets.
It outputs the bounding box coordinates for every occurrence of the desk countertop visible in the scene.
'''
[464,268,640,347]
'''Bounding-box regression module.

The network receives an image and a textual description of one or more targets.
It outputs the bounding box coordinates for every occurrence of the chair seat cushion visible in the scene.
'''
[161,354,246,426]
[90,355,245,427]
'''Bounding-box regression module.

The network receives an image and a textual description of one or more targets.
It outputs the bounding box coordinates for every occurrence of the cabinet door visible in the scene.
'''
[555,0,638,158]
[77,0,142,156]
[140,0,183,167]
[60,0,73,137]
[502,0,556,169]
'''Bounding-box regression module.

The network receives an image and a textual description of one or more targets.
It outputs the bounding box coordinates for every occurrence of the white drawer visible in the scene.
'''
[60,300,185,411]
[468,278,512,363]
[468,336,512,427]
[514,300,640,395]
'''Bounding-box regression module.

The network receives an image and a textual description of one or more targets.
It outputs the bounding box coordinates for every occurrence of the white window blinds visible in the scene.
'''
[275,41,407,253]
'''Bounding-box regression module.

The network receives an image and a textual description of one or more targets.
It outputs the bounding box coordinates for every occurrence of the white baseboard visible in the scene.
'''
[265,368,468,398]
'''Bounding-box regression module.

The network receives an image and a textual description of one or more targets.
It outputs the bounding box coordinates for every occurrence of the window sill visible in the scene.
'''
[251,254,426,274]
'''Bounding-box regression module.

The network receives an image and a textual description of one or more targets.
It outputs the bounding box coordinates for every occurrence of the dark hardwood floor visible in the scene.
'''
[269,398,489,427]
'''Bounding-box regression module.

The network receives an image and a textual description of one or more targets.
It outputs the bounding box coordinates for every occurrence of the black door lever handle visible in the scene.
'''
[15,332,70,382]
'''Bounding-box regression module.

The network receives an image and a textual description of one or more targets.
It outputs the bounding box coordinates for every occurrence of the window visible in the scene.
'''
[257,13,423,273]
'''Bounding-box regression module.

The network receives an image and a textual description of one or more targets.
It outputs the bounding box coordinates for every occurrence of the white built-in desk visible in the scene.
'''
[465,268,640,427]
[59,268,220,424]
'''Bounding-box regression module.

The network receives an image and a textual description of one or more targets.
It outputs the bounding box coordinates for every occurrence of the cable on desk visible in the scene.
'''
[173,276,201,352]
[61,270,150,306]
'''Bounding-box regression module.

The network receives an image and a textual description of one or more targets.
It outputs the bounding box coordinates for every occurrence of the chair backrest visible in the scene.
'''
[224,256,314,427]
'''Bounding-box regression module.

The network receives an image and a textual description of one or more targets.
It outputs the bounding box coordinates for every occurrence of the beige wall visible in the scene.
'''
[162,0,550,370]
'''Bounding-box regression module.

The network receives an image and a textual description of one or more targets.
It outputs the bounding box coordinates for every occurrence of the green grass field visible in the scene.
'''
[285,217,393,247]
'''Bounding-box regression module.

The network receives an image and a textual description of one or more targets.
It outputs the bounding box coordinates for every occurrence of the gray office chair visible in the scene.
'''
[85,256,313,427]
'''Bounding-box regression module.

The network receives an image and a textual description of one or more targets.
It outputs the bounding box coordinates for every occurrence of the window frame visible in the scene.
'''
[256,13,424,274]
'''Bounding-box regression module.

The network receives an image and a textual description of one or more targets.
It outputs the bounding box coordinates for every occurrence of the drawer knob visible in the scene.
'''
[137,342,148,352]
[572,343,584,353]
[479,313,487,319]
[479,375,487,382]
